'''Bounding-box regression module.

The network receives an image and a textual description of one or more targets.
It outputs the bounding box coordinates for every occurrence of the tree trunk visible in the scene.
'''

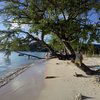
[42,40,65,59]
[75,63,100,75]
[60,41,100,75]
[75,63,94,75]
[41,35,100,75]
[62,41,76,60]
[42,41,56,53]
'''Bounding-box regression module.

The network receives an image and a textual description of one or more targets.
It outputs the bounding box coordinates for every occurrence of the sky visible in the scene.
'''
[0,23,6,30]
[0,2,99,44]
[0,16,7,30]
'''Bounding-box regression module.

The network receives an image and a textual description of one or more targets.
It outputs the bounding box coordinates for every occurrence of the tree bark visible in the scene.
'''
[44,40,100,75]
[75,63,94,75]
[75,63,100,75]
[59,40,100,75]
[62,41,76,59]
[41,33,100,75]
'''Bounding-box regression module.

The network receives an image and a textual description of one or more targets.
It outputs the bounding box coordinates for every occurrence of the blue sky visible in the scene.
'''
[88,9,99,24]
[0,2,99,44]
[0,21,7,30]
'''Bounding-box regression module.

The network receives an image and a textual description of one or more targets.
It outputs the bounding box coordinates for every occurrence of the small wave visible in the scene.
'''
[0,68,6,71]
[0,64,32,88]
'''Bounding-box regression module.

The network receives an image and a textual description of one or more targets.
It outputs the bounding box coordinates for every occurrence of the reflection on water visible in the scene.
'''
[0,68,6,71]
[4,58,11,66]
[0,52,45,76]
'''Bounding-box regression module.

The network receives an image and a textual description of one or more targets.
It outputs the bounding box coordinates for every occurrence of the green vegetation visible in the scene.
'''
[49,34,64,51]
[0,0,100,75]
[10,38,30,51]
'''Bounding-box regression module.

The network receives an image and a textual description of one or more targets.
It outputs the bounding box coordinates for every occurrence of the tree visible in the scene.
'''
[0,0,100,75]
[49,34,64,51]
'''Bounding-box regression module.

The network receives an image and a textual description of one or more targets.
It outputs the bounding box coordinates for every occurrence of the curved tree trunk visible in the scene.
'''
[75,63,100,75]
[63,41,75,55]
[75,63,95,75]
[41,34,100,75]
[61,41,100,75]
[62,41,76,59]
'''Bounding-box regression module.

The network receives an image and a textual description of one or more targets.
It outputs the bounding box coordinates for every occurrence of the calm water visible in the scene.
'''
[0,51,45,76]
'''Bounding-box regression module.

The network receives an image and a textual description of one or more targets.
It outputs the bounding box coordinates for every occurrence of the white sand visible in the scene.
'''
[0,57,100,100]
[38,58,100,100]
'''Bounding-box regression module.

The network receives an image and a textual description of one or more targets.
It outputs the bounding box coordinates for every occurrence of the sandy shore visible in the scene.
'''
[0,59,46,88]
[38,57,100,100]
[0,57,100,100]
[0,60,46,100]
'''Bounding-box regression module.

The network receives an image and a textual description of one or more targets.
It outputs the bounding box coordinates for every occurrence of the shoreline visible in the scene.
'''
[0,57,99,100]
[0,59,47,100]
[0,59,46,88]
[0,64,31,88]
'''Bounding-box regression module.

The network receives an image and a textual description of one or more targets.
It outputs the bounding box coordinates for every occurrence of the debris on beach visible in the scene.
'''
[56,63,60,65]
[92,76,100,86]
[95,76,100,84]
[73,72,87,78]
[75,93,93,100]
[75,93,82,100]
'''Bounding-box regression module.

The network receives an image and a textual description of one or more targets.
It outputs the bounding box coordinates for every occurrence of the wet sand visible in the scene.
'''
[0,57,100,100]
[0,61,46,100]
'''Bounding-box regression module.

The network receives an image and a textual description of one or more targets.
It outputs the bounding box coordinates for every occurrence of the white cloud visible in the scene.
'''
[10,23,30,31]
[10,23,19,29]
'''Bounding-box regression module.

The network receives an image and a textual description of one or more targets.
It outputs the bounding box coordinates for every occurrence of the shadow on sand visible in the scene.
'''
[81,94,94,100]
[45,76,58,79]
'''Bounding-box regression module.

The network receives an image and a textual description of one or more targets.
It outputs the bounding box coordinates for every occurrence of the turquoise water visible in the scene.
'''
[0,51,45,76]
[95,66,100,69]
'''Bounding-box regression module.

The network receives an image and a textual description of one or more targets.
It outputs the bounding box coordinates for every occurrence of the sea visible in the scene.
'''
[0,51,46,77]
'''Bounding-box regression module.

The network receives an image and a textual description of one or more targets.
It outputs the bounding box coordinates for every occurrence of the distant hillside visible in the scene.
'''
[0,41,49,52]
[29,41,49,52]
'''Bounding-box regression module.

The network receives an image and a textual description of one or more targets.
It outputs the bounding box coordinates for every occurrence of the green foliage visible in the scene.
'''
[0,0,99,52]
[49,34,64,51]
[10,38,30,51]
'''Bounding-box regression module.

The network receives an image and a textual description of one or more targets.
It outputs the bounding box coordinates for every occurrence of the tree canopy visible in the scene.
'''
[0,0,99,51]
[0,0,100,75]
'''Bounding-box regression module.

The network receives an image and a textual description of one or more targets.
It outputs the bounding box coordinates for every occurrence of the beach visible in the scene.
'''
[38,57,100,100]
[0,1,100,100]
[0,57,100,100]
[0,60,46,100]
